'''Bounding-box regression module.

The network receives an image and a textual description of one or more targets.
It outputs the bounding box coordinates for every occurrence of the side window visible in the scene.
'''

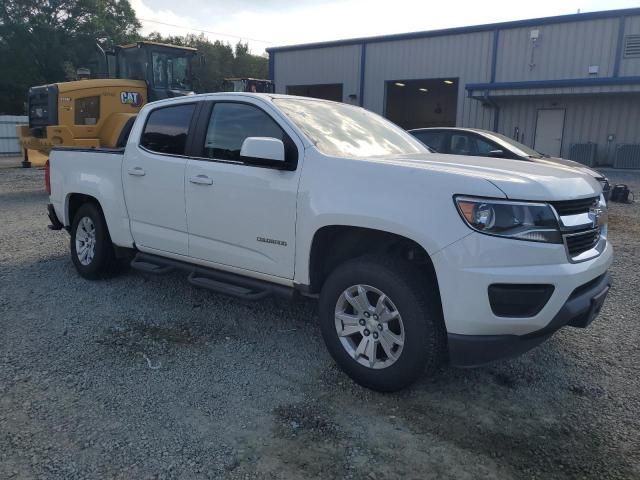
[140,103,196,156]
[203,102,289,162]
[474,136,501,156]
[75,96,100,125]
[412,131,447,152]
[450,134,474,156]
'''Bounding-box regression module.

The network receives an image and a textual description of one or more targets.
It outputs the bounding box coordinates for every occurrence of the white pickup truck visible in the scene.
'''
[46,93,612,391]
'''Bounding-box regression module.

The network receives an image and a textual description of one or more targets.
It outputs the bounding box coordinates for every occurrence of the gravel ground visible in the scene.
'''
[1,164,639,479]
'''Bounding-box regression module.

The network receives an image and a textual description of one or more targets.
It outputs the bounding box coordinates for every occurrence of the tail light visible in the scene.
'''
[45,159,51,194]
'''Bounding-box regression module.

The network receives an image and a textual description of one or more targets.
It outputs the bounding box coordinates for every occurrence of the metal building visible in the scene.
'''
[0,116,27,157]
[267,8,640,167]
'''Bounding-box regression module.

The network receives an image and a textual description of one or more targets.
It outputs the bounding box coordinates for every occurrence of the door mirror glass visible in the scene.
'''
[488,149,506,158]
[240,137,285,166]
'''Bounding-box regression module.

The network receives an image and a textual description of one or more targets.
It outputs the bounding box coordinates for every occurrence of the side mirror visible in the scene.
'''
[240,137,286,168]
[487,149,506,158]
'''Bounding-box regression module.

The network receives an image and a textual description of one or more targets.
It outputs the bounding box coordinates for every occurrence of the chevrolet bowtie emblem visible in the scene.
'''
[588,204,604,228]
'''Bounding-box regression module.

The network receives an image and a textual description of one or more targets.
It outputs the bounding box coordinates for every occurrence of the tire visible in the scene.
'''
[319,256,445,392]
[70,202,116,279]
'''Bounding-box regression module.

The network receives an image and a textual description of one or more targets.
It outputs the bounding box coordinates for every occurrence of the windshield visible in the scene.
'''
[117,48,146,81]
[152,53,191,90]
[274,98,427,158]
[487,131,543,158]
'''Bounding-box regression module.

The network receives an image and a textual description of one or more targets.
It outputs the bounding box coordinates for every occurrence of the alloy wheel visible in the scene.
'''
[334,284,405,369]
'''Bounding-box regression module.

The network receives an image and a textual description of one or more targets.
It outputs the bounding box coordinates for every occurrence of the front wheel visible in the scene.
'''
[319,256,445,392]
[70,203,116,279]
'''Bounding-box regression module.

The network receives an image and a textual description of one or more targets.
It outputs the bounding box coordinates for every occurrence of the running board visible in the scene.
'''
[130,253,293,301]
[188,272,270,300]
[130,257,174,275]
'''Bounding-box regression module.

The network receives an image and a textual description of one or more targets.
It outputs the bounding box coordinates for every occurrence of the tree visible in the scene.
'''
[233,41,269,81]
[0,0,269,114]
[144,32,268,93]
[0,0,141,114]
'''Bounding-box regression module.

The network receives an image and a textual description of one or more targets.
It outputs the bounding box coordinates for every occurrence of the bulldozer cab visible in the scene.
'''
[223,78,274,93]
[18,41,199,157]
[115,42,197,101]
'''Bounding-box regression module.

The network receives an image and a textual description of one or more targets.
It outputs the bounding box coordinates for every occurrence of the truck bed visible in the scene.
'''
[49,147,134,248]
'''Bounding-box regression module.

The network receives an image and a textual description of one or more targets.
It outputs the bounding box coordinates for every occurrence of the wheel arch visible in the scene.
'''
[306,225,441,298]
[65,192,103,227]
[62,188,135,248]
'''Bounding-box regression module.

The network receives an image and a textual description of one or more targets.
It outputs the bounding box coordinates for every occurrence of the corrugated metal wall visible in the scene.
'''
[495,18,620,81]
[363,32,495,130]
[0,116,26,156]
[270,11,640,165]
[497,95,640,165]
[273,45,362,104]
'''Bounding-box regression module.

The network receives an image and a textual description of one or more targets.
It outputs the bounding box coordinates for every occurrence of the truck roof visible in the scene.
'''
[146,92,350,109]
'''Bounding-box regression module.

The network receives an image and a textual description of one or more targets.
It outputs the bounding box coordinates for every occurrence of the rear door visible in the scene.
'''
[184,98,303,279]
[122,102,198,256]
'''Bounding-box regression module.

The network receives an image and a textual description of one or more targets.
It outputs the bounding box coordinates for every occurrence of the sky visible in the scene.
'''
[130,0,640,55]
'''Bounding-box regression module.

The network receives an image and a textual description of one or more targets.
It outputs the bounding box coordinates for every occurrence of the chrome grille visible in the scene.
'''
[550,197,598,216]
[565,229,600,256]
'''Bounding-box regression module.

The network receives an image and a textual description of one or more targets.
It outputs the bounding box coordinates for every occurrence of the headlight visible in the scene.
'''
[454,196,562,243]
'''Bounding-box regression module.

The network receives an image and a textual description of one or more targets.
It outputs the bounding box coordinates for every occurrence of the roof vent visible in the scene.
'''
[624,35,640,58]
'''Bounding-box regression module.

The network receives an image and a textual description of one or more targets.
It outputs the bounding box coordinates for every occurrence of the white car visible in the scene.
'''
[46,93,612,391]
[409,127,611,200]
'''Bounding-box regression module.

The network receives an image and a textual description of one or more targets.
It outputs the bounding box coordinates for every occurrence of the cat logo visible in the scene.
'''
[120,91,143,107]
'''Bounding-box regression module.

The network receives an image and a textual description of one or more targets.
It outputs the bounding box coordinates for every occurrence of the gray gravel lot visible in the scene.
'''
[1,163,639,479]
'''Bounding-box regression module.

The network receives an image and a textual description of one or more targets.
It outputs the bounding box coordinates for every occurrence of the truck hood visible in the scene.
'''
[532,156,606,180]
[369,153,602,201]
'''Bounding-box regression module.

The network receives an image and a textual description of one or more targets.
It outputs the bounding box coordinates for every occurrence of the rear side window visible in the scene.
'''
[450,134,473,155]
[141,103,196,155]
[75,96,100,125]
[473,136,500,156]
[203,102,288,162]
[449,133,500,157]
[412,131,447,153]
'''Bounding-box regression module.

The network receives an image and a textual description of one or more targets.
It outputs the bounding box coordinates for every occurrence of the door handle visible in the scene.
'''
[189,174,213,185]
[127,167,146,176]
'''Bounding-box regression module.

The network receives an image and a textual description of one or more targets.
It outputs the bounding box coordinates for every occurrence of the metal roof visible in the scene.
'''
[267,7,640,53]
[117,41,197,51]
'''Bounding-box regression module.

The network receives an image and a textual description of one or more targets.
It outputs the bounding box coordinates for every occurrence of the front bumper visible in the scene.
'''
[430,230,613,366]
[448,272,611,367]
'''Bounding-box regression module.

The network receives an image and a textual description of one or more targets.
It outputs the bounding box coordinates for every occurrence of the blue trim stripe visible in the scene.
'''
[359,43,367,107]
[466,76,640,91]
[613,16,626,77]
[267,7,640,53]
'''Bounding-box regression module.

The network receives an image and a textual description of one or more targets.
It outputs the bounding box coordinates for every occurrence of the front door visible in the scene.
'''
[122,102,197,256]
[534,109,565,157]
[185,99,302,279]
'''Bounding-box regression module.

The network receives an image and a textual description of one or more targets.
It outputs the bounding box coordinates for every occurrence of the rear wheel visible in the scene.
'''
[319,256,445,392]
[70,203,116,279]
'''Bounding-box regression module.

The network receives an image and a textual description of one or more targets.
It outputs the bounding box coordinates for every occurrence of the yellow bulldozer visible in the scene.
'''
[17,41,198,165]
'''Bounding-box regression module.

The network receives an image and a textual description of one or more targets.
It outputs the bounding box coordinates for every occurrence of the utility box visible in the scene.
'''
[614,144,640,169]
[569,142,598,167]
